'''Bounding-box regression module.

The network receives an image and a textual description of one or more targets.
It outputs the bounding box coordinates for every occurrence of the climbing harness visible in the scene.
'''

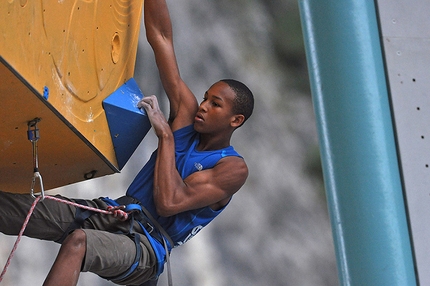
[0,196,173,285]
[27,118,45,200]
[101,197,174,286]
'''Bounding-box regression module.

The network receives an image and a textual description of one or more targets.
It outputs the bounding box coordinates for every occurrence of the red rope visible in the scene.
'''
[0,195,128,283]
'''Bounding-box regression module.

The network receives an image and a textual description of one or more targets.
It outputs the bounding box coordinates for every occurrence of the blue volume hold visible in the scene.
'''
[103,78,151,170]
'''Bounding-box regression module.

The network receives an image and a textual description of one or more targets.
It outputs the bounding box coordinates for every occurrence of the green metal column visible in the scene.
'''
[298,0,416,285]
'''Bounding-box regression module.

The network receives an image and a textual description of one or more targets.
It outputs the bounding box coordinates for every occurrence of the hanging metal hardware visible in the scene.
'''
[27,118,45,201]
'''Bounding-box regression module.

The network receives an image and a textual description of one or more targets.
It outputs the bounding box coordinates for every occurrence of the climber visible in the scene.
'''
[0,0,254,285]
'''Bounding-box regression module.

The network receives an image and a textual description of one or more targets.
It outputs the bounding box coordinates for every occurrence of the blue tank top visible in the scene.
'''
[126,125,242,247]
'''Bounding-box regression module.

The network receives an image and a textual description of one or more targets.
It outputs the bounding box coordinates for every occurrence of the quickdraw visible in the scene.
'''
[27,118,45,200]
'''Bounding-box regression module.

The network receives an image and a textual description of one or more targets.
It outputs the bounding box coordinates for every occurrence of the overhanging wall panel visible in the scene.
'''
[376,0,430,284]
[0,0,144,193]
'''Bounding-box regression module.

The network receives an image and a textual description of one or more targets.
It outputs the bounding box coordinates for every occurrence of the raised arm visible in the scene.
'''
[142,1,249,217]
[144,0,198,131]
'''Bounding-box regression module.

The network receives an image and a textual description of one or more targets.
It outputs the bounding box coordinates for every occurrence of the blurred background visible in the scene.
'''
[0,0,338,285]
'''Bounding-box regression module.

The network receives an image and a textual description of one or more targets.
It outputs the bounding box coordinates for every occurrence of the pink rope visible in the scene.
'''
[43,195,124,216]
[0,196,41,283]
[0,195,128,283]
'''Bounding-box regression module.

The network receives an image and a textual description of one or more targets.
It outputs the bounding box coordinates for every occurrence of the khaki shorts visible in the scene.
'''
[83,229,156,284]
[0,191,157,285]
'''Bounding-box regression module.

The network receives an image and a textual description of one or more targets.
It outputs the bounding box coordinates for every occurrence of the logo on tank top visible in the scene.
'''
[177,225,204,246]
[194,162,203,171]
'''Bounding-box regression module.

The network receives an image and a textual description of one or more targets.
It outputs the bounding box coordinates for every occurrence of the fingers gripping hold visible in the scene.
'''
[138,95,158,110]
[137,95,170,137]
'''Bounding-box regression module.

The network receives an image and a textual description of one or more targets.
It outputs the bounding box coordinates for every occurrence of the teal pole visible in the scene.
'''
[298,1,416,285]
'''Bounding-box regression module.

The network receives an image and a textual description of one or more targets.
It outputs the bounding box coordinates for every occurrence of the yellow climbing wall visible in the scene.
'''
[0,0,144,193]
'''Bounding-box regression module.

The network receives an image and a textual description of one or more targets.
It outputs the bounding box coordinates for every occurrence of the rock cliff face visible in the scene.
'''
[0,0,338,285]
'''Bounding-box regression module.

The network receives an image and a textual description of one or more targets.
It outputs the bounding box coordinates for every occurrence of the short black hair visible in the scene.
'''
[220,79,254,126]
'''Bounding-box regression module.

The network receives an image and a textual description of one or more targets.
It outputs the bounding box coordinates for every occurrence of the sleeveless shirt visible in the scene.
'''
[126,125,242,247]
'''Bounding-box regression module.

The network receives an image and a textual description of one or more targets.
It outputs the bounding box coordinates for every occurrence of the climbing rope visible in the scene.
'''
[0,195,129,283]
[43,195,129,218]
[0,196,41,283]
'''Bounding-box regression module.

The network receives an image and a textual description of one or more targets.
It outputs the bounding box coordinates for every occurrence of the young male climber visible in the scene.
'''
[0,0,254,285]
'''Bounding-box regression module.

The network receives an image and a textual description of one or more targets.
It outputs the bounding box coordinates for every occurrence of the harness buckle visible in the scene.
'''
[146,222,154,234]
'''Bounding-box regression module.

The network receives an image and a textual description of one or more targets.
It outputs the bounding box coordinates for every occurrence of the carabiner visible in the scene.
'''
[30,171,45,201]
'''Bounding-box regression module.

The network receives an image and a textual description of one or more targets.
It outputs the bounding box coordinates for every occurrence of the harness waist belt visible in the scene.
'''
[109,196,174,250]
